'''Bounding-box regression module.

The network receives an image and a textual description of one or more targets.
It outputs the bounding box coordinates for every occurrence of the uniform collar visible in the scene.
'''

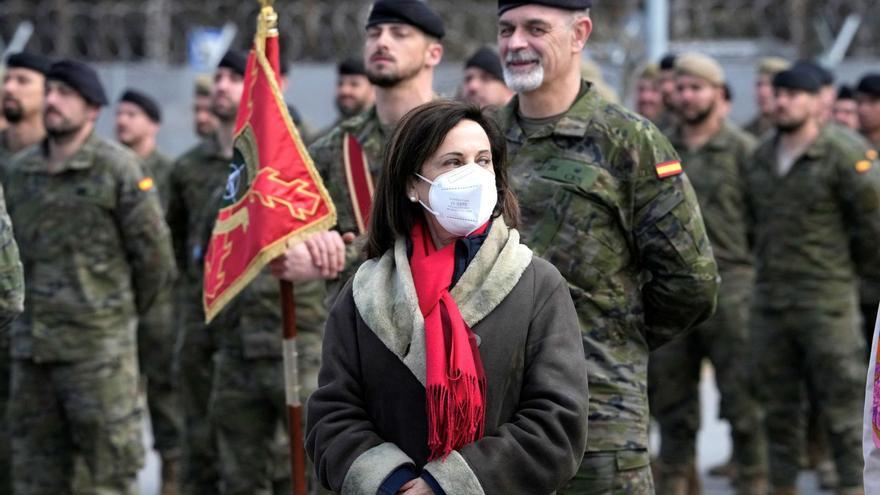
[499,79,597,144]
[21,131,101,173]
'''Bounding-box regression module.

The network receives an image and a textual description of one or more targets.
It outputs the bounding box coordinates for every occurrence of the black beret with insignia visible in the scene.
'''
[857,73,880,98]
[46,59,108,106]
[793,60,834,86]
[367,0,446,39]
[120,89,162,123]
[5,52,53,75]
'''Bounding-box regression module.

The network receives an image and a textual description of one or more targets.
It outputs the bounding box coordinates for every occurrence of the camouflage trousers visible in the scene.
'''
[209,351,327,495]
[751,298,866,490]
[175,321,218,495]
[138,292,182,459]
[8,353,144,494]
[558,450,653,494]
[0,337,9,495]
[649,270,766,480]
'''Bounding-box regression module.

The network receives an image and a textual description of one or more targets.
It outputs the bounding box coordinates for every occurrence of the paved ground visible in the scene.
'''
[136,364,833,494]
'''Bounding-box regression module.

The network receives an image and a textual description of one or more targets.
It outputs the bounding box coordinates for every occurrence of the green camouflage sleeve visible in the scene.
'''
[0,182,23,330]
[165,161,189,275]
[838,147,880,289]
[115,158,177,315]
[632,125,719,349]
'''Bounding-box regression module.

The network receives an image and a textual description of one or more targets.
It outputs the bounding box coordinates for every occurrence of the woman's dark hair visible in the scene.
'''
[364,100,520,259]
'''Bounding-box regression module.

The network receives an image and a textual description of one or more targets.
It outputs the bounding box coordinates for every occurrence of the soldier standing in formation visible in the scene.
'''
[648,52,765,495]
[329,58,375,129]
[460,46,514,109]
[166,49,248,495]
[4,59,175,494]
[744,57,791,139]
[857,74,880,150]
[634,62,665,125]
[114,88,182,495]
[494,1,719,492]
[192,76,218,140]
[273,0,446,303]
[0,52,49,495]
[832,85,859,131]
[746,66,880,495]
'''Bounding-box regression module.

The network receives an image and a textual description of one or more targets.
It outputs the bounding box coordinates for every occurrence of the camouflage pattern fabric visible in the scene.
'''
[3,132,173,493]
[137,149,183,460]
[496,80,719,467]
[0,179,24,495]
[5,132,175,362]
[744,114,774,140]
[166,134,233,494]
[559,451,654,495]
[9,352,144,494]
[307,106,388,304]
[745,125,880,490]
[649,122,766,482]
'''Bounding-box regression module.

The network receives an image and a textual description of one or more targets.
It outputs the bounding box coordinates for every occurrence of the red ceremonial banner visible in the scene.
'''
[202,33,336,322]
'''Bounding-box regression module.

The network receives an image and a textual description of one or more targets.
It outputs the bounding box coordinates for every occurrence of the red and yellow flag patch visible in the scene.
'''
[138,177,155,191]
[655,160,682,179]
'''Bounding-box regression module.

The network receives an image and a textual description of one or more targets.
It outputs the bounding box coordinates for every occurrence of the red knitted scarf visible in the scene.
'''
[409,220,487,461]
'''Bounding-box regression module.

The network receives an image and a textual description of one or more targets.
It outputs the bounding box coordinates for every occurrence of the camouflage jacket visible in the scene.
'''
[5,132,176,361]
[747,126,880,307]
[668,121,756,273]
[0,182,24,333]
[497,81,719,452]
[308,106,389,300]
[142,149,174,213]
[744,114,774,140]
[166,134,232,319]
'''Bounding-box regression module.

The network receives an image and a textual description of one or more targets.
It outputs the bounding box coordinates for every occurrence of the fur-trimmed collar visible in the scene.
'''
[352,217,533,387]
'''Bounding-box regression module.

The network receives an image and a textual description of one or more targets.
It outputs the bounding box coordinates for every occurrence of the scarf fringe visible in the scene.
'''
[426,374,487,461]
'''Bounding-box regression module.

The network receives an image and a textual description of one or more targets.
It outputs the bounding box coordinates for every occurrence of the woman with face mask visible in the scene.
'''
[305,100,589,495]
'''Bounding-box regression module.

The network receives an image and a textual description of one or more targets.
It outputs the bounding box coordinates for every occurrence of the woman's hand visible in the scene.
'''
[397,478,435,495]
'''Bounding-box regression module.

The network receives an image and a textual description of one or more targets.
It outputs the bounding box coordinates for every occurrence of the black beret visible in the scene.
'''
[836,85,855,100]
[465,47,504,82]
[5,52,52,75]
[793,60,834,86]
[218,49,248,77]
[366,0,446,39]
[659,53,677,71]
[498,0,592,15]
[119,89,161,123]
[338,57,366,76]
[773,68,821,94]
[46,59,108,106]
[857,74,880,98]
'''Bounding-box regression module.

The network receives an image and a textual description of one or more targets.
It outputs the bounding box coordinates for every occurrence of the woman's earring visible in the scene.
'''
[409,195,418,202]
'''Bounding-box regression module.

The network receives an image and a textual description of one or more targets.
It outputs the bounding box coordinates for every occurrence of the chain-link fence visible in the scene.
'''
[0,0,876,63]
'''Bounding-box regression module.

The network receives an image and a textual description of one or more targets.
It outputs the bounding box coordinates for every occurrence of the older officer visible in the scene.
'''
[495,1,719,493]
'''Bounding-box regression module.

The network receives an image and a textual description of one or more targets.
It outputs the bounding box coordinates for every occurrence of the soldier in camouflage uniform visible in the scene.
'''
[744,57,791,139]
[495,3,719,493]
[166,50,250,495]
[275,0,445,300]
[648,53,766,495]
[204,182,328,494]
[0,51,48,495]
[745,67,880,495]
[115,88,182,495]
[0,184,23,495]
[4,59,175,494]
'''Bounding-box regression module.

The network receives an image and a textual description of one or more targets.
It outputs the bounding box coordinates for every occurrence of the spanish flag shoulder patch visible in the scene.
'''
[655,160,683,179]
[138,177,155,191]
[856,160,872,174]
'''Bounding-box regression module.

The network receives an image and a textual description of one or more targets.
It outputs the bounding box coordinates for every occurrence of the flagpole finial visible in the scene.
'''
[257,0,278,38]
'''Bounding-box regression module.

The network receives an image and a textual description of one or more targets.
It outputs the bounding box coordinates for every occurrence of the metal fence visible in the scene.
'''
[1,0,876,64]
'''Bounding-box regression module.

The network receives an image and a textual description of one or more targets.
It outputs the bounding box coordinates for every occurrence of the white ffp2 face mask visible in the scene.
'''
[416,163,498,237]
